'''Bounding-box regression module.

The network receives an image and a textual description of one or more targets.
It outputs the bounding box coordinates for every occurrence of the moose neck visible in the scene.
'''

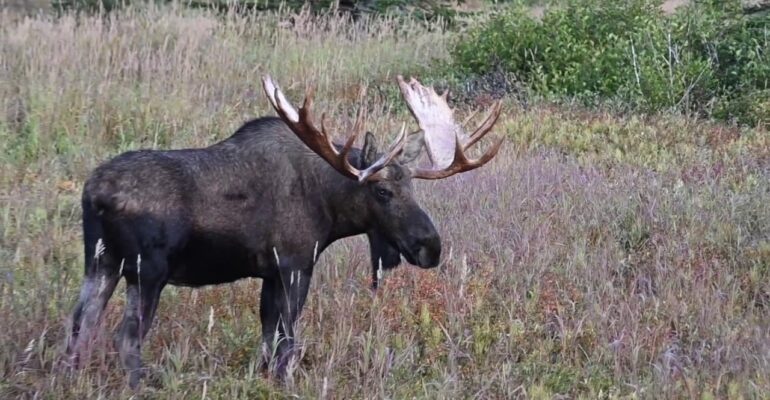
[321,169,373,246]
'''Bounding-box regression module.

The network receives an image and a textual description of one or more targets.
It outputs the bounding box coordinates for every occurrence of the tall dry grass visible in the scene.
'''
[1,3,770,399]
[0,3,448,170]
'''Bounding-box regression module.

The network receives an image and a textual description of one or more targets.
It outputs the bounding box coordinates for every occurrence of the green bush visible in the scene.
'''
[451,0,770,125]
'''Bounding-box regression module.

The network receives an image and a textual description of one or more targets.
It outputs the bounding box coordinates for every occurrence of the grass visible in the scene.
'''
[1,3,769,399]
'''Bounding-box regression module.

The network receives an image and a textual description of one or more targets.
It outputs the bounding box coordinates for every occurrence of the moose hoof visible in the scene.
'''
[127,368,146,389]
[259,354,294,382]
[63,351,81,370]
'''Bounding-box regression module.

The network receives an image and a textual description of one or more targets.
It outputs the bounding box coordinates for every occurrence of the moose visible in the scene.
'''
[65,75,503,387]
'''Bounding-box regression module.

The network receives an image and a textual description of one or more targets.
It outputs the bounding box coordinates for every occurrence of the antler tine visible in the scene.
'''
[300,86,316,123]
[319,113,339,150]
[396,74,504,180]
[352,98,367,137]
[264,76,299,123]
[339,117,361,159]
[463,101,503,150]
[262,75,403,183]
[273,87,297,125]
[411,133,504,180]
[361,123,408,182]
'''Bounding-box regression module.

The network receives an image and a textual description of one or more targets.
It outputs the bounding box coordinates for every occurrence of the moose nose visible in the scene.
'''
[403,208,441,268]
[413,233,441,268]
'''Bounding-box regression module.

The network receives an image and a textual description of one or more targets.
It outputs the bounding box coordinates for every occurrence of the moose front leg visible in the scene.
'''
[259,266,313,377]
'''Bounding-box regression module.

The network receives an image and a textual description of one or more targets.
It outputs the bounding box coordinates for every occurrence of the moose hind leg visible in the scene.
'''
[115,255,166,388]
[67,257,120,367]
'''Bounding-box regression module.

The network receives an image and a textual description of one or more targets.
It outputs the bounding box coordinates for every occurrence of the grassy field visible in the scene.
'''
[1,4,769,399]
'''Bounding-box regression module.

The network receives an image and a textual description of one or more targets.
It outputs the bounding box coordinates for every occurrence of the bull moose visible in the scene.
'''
[65,75,503,387]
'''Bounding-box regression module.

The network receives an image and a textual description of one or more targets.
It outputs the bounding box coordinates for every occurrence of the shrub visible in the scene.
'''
[682,0,770,124]
[451,0,770,125]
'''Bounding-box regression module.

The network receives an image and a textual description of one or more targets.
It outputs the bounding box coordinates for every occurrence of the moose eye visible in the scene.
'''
[375,188,391,199]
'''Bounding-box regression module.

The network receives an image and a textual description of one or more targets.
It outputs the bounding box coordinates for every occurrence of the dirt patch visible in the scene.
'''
[529,5,546,19]
[529,0,690,19]
[661,0,690,14]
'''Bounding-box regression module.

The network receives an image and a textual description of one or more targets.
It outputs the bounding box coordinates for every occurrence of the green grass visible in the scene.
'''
[1,3,769,399]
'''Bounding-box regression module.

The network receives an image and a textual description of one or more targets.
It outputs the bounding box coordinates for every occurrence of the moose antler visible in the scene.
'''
[263,75,407,183]
[397,75,503,180]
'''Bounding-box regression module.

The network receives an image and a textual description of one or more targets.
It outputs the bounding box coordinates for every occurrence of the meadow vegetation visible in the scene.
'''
[0,2,769,398]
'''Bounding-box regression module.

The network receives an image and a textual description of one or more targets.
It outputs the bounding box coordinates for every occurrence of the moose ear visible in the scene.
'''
[398,131,425,165]
[359,131,380,169]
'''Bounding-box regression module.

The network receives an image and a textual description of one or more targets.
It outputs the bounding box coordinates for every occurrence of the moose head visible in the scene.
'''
[262,75,503,287]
